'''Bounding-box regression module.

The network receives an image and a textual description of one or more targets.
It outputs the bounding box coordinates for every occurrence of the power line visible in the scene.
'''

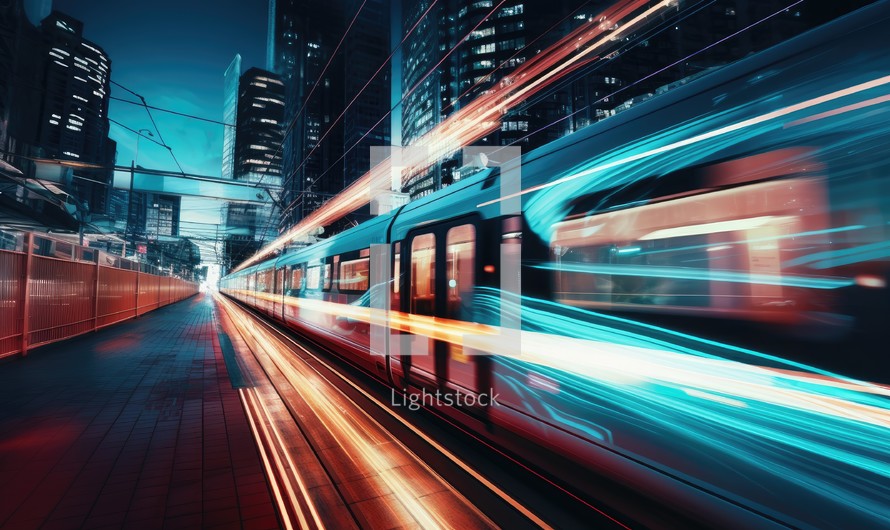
[110,95,234,127]
[490,0,805,160]
[111,80,187,175]
[249,0,372,193]
[109,119,168,148]
[285,0,507,206]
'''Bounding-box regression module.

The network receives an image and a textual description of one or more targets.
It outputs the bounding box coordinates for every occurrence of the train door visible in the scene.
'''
[276,266,286,321]
[405,232,439,386]
[443,224,481,395]
[403,219,485,401]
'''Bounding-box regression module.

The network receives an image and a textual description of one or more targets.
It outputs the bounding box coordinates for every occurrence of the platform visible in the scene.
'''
[0,294,278,530]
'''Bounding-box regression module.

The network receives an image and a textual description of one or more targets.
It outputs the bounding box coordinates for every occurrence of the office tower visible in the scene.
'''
[269,0,390,233]
[399,0,852,198]
[222,54,242,180]
[35,11,114,214]
[222,67,285,272]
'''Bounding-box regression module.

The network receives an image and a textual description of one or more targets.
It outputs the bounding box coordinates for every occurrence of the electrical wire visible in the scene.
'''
[110,95,234,127]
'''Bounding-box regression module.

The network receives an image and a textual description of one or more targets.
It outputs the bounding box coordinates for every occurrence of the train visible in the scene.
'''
[222,3,890,528]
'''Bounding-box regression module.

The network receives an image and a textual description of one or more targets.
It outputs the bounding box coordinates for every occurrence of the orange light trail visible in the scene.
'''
[225,289,890,430]
[232,0,673,273]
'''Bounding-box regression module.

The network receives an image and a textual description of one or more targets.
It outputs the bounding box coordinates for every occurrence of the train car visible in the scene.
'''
[222,3,890,528]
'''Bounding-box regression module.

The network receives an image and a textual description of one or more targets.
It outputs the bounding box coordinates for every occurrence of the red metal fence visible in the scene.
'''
[0,231,198,359]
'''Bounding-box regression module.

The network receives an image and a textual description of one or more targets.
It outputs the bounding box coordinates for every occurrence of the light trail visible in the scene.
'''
[225,289,890,426]
[479,74,890,208]
[233,0,675,273]
[223,285,890,525]
[215,292,504,529]
[246,387,328,529]
[238,387,302,530]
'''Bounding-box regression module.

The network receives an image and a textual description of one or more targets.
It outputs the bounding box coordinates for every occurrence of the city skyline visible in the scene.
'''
[53,0,267,263]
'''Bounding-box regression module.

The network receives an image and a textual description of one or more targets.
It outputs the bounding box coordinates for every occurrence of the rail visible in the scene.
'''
[0,230,199,358]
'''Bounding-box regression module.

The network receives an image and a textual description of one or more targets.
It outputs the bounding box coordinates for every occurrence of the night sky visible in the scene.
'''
[52,0,269,262]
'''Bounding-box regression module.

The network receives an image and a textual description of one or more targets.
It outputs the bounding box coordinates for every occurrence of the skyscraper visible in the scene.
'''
[222,54,242,181]
[398,0,850,198]
[222,67,285,272]
[35,11,113,214]
[269,0,390,234]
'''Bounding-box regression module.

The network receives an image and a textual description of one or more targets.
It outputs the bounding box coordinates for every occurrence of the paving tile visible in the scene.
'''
[0,295,277,529]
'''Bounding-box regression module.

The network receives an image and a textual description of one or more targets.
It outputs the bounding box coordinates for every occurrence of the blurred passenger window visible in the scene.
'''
[446,225,475,321]
[306,265,321,290]
[411,234,436,316]
[290,266,303,294]
[340,256,370,291]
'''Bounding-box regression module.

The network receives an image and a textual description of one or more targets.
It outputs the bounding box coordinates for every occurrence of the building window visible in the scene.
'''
[498,4,523,17]
[473,43,495,54]
[469,27,495,40]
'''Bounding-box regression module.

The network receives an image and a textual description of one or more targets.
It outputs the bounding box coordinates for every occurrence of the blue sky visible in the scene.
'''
[53,0,268,258]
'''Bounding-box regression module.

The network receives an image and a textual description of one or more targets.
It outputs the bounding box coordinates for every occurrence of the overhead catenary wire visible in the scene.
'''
[489,0,805,160]
[110,95,235,127]
[285,0,508,208]
[275,0,596,224]
[111,80,187,176]
[273,0,507,227]
[244,0,443,242]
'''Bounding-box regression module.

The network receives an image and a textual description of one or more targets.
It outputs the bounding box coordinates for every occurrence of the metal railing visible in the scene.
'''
[0,230,199,358]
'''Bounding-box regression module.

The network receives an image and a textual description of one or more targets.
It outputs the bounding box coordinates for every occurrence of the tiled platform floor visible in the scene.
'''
[0,293,279,530]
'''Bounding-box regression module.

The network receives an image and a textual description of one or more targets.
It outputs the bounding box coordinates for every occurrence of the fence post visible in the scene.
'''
[135,267,140,318]
[93,257,101,331]
[21,233,33,357]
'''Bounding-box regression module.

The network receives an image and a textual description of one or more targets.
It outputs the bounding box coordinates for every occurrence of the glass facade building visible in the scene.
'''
[269,0,390,234]
[222,67,286,272]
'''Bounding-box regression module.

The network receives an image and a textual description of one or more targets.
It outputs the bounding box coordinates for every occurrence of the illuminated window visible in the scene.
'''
[410,234,436,316]
[306,266,321,290]
[498,4,523,17]
[469,27,495,40]
[340,257,370,291]
[290,266,303,293]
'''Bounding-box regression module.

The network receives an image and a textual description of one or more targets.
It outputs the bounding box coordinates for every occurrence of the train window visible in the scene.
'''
[323,263,332,290]
[410,234,436,316]
[276,268,285,295]
[551,178,825,313]
[289,266,303,295]
[446,225,475,321]
[257,269,273,293]
[306,265,321,290]
[340,256,370,291]
[392,242,401,310]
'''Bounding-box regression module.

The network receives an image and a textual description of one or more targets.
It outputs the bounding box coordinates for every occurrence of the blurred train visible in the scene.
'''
[222,3,890,528]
